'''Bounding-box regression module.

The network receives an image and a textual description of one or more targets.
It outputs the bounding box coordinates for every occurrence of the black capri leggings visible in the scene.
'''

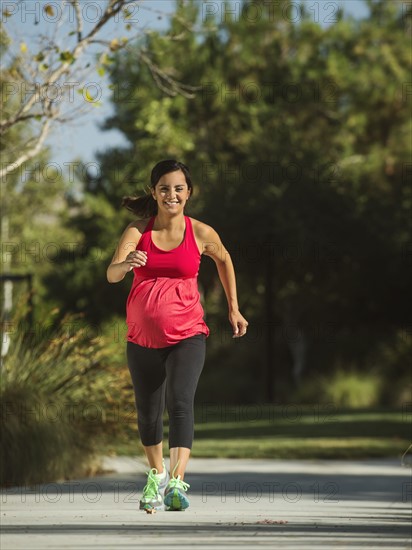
[126,334,206,449]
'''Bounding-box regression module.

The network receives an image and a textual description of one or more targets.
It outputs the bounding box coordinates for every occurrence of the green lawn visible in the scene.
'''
[98,406,411,460]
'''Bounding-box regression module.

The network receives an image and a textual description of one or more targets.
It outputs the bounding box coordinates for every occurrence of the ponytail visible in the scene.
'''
[121,187,158,219]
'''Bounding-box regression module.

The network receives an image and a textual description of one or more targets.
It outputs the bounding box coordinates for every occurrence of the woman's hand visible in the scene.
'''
[123,250,148,272]
[229,309,249,338]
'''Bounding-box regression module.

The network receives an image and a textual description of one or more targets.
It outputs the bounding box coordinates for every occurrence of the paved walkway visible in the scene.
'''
[1,457,411,549]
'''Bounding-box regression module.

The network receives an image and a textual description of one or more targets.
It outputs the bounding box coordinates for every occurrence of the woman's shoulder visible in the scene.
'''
[188,216,225,259]
[188,216,215,239]
[127,217,152,234]
[189,217,222,244]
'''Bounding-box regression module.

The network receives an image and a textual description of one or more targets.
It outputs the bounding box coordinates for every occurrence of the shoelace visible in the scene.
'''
[166,474,190,493]
[142,468,161,500]
[167,461,190,492]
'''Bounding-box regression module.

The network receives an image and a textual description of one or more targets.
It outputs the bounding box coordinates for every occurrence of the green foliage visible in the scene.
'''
[0,385,98,487]
[40,183,131,323]
[104,406,410,459]
[0,301,121,486]
[38,0,411,401]
[369,329,412,407]
[319,367,383,408]
[0,31,83,323]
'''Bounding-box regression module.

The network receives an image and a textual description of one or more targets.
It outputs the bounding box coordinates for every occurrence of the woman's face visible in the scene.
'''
[151,170,191,212]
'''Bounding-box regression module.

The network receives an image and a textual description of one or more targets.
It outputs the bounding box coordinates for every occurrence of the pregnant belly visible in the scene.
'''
[126,276,208,347]
[126,277,199,326]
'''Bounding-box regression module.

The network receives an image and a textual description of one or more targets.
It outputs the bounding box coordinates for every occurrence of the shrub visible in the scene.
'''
[0,303,119,487]
[370,329,412,407]
[293,360,383,408]
[319,365,382,408]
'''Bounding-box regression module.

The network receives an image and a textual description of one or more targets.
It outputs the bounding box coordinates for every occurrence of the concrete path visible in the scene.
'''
[1,457,411,549]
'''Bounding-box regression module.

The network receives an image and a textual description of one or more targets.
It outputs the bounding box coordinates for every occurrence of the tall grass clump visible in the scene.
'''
[294,329,411,408]
[293,360,384,408]
[0,301,119,487]
[318,365,383,408]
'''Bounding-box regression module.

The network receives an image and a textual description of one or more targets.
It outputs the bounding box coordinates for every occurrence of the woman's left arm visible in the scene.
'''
[199,224,249,338]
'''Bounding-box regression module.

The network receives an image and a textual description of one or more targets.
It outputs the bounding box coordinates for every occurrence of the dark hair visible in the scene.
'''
[121,159,194,218]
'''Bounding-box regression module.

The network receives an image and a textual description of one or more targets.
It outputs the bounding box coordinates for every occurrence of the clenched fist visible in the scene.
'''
[124,250,148,271]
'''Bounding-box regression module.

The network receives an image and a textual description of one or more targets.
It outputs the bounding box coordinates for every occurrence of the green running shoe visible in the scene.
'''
[164,474,190,511]
[139,460,169,511]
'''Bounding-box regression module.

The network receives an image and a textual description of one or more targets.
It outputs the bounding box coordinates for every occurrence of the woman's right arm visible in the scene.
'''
[106,223,147,283]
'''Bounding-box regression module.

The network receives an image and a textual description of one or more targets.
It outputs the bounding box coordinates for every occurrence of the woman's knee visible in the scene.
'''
[167,397,193,420]
[136,399,164,424]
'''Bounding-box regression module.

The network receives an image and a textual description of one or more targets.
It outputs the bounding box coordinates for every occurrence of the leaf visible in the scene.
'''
[83,89,102,105]
[60,51,75,64]
[84,89,94,102]
[39,63,49,72]
[97,66,106,77]
[44,4,55,17]
[100,53,115,66]
[20,42,27,53]
[34,52,45,62]
[109,39,120,52]
[256,519,288,525]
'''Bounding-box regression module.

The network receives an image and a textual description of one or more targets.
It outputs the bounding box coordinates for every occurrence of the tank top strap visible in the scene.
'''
[144,216,156,233]
[184,216,200,256]
[135,216,154,251]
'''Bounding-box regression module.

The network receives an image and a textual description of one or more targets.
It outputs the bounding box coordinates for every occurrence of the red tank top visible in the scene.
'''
[126,215,210,348]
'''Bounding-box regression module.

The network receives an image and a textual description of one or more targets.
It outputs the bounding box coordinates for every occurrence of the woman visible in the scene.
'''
[107,159,248,512]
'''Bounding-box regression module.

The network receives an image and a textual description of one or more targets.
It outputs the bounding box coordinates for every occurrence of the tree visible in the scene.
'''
[42,0,411,403]
[0,0,199,178]
[0,1,201,358]
[39,0,204,324]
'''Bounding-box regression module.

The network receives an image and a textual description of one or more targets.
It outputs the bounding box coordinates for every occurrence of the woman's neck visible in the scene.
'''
[154,211,185,231]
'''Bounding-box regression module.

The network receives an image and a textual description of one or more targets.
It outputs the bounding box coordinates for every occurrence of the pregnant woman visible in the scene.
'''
[107,159,248,511]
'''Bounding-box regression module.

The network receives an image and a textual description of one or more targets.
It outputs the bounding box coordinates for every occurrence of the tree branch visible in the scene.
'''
[1,0,128,133]
[0,117,53,179]
[0,114,42,132]
[138,50,199,99]
[2,0,201,176]
[70,0,83,42]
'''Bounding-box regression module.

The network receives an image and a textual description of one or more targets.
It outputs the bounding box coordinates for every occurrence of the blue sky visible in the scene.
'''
[9,0,371,170]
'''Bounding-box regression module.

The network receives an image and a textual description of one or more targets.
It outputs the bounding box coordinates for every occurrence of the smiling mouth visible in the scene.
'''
[164,201,179,205]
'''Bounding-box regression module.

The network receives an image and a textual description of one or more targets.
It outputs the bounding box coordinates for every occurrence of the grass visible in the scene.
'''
[191,438,406,459]
[96,406,411,460]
